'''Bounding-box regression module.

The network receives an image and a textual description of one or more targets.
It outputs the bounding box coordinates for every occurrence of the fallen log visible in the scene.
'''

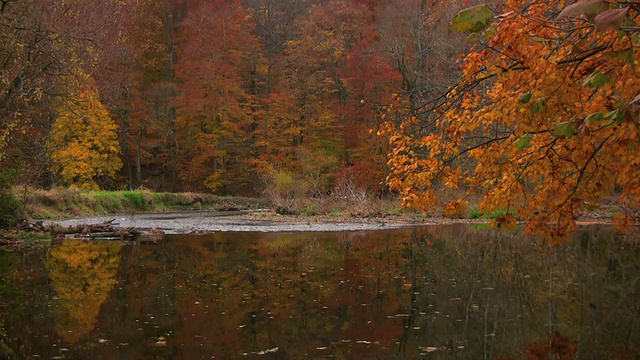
[88,232,120,238]
[51,221,160,241]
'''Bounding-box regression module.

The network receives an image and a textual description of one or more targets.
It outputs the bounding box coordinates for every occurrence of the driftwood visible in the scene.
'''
[47,219,162,241]
[58,219,118,234]
[1,219,165,248]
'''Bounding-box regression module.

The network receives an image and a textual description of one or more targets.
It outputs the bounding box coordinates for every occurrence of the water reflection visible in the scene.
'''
[0,225,638,359]
[45,240,123,343]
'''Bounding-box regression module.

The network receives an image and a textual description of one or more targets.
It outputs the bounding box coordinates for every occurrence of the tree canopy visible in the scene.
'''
[382,0,640,242]
[1,0,639,240]
[1,0,473,195]
[49,74,123,190]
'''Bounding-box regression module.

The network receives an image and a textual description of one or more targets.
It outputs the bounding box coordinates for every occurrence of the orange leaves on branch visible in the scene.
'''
[382,0,640,242]
[490,212,518,232]
[612,213,635,234]
[443,199,468,218]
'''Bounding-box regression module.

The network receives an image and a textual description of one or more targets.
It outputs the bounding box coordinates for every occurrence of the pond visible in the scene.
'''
[0,224,638,359]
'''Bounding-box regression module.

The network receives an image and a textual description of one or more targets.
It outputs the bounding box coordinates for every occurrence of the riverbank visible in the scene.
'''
[0,187,621,247]
[14,187,267,219]
[13,187,623,224]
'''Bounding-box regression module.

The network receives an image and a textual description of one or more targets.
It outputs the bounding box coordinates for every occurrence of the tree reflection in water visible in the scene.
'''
[45,240,123,343]
[0,224,638,359]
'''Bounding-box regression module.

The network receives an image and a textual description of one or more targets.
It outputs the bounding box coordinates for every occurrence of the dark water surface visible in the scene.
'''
[0,225,638,359]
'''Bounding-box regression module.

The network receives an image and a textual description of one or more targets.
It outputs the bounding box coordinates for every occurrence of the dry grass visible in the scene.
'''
[14,186,268,219]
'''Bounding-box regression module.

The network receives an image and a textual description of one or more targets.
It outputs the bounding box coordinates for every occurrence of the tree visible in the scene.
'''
[243,0,312,96]
[99,0,186,191]
[174,0,259,194]
[338,1,402,193]
[49,74,123,190]
[0,0,131,186]
[253,0,373,200]
[335,0,476,194]
[382,0,640,242]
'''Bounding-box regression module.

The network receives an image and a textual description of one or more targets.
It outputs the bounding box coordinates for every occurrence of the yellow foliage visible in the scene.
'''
[49,73,122,189]
[45,240,123,343]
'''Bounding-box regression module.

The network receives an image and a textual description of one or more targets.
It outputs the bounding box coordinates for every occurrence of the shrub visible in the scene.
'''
[0,191,23,228]
[261,168,308,213]
[301,205,318,216]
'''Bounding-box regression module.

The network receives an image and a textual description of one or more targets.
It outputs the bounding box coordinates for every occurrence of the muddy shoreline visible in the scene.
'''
[47,210,431,234]
[45,209,613,235]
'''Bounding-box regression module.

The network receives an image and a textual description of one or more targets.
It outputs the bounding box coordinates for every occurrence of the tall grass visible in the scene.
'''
[17,187,265,219]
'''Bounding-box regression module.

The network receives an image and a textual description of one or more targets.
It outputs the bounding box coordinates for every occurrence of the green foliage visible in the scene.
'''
[0,150,21,192]
[301,205,319,216]
[150,192,194,210]
[469,207,508,220]
[518,92,533,104]
[0,152,23,227]
[582,70,610,88]
[554,121,577,138]
[449,5,494,33]
[12,231,52,241]
[0,251,19,299]
[21,188,265,218]
[91,192,123,213]
[0,192,23,228]
[91,190,150,212]
[296,148,342,198]
[514,135,531,150]
[259,148,342,212]
[122,191,151,210]
[262,168,306,206]
[467,223,491,230]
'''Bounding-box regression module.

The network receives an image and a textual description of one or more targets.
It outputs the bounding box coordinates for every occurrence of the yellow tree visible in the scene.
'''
[49,74,123,190]
[382,0,640,243]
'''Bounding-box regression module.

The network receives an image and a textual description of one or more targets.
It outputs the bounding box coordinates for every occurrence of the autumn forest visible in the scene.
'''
[2,0,640,241]
[0,0,471,192]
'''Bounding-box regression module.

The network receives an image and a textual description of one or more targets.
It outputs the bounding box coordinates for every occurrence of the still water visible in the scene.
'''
[0,224,638,359]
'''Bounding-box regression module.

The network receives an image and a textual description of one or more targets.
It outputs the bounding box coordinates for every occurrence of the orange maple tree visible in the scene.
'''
[382,0,640,242]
